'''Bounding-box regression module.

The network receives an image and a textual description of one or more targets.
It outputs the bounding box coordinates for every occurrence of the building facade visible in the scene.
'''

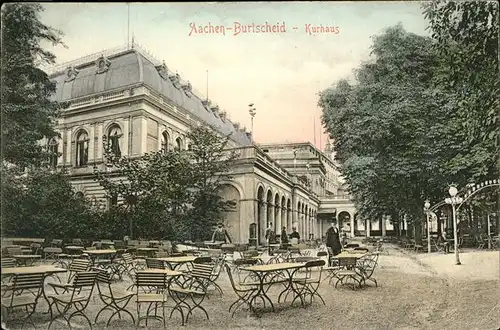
[45,44,360,243]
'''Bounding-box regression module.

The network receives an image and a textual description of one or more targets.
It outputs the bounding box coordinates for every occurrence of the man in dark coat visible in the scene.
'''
[326,221,342,265]
[281,226,289,245]
[212,223,232,243]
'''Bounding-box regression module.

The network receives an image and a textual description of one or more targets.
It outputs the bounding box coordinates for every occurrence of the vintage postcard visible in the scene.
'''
[1,2,498,329]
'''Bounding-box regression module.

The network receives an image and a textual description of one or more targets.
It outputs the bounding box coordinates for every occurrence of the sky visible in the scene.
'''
[39,1,430,150]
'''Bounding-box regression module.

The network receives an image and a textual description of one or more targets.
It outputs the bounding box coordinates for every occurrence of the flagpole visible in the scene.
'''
[313,116,317,147]
[127,3,130,49]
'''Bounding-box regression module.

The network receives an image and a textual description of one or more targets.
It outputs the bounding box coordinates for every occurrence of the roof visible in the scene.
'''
[48,48,252,146]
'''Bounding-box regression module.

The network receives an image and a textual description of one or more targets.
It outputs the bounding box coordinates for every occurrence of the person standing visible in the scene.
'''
[265,222,276,255]
[211,222,232,243]
[281,226,289,246]
[326,221,342,265]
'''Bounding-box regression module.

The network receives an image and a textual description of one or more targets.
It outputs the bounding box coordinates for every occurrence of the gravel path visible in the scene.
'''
[3,246,499,330]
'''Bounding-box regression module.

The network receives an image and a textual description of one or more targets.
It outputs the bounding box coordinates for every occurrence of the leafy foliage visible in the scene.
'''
[95,125,238,241]
[422,0,499,181]
[320,16,498,236]
[1,3,68,168]
[1,167,101,240]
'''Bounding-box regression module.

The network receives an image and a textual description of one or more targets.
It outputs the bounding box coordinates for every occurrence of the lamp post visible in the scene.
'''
[248,103,256,144]
[424,200,431,253]
[445,185,462,265]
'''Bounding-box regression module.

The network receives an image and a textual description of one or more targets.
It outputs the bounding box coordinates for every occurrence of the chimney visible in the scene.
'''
[210,104,219,115]
[201,99,211,109]
[169,73,181,88]
[181,81,192,93]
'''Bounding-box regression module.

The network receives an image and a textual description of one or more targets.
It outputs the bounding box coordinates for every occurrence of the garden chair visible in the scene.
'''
[30,242,42,255]
[224,264,258,317]
[155,251,170,258]
[51,239,64,247]
[1,258,16,268]
[72,238,84,246]
[232,258,259,283]
[43,247,69,268]
[477,234,486,249]
[135,271,171,328]
[1,258,17,290]
[169,270,209,324]
[6,247,24,258]
[48,258,91,292]
[93,267,135,327]
[183,257,223,296]
[146,258,165,269]
[358,254,379,287]
[1,272,45,329]
[291,259,326,305]
[326,247,340,267]
[334,257,362,290]
[47,271,98,330]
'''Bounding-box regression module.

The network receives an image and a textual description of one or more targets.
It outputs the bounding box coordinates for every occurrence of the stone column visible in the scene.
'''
[56,131,63,165]
[287,207,292,230]
[281,207,286,231]
[140,117,148,154]
[366,219,371,237]
[267,203,274,229]
[275,205,281,232]
[157,125,163,151]
[96,123,103,161]
[122,118,129,156]
[313,212,317,238]
[88,125,95,162]
[65,128,72,166]
[260,202,267,244]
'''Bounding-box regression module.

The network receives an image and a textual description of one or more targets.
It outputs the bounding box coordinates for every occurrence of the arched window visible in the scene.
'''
[75,191,84,199]
[107,125,122,157]
[175,137,182,151]
[161,131,169,153]
[76,130,89,167]
[48,138,58,169]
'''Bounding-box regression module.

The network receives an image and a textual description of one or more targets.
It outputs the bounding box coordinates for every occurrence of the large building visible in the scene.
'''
[44,43,363,243]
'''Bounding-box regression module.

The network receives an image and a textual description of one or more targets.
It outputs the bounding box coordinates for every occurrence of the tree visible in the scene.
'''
[1,167,100,240]
[95,125,238,241]
[422,0,499,183]
[1,3,67,168]
[182,126,239,241]
[320,24,453,239]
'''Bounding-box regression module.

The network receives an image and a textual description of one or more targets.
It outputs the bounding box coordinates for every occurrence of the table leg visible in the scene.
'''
[248,272,274,313]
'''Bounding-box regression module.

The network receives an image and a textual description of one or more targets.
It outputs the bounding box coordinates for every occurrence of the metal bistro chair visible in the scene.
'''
[185,257,223,296]
[358,253,379,287]
[1,272,45,329]
[146,258,166,270]
[334,257,362,290]
[294,259,326,305]
[135,271,170,328]
[224,264,258,317]
[47,271,99,330]
[48,258,91,291]
[43,247,69,268]
[93,267,135,327]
